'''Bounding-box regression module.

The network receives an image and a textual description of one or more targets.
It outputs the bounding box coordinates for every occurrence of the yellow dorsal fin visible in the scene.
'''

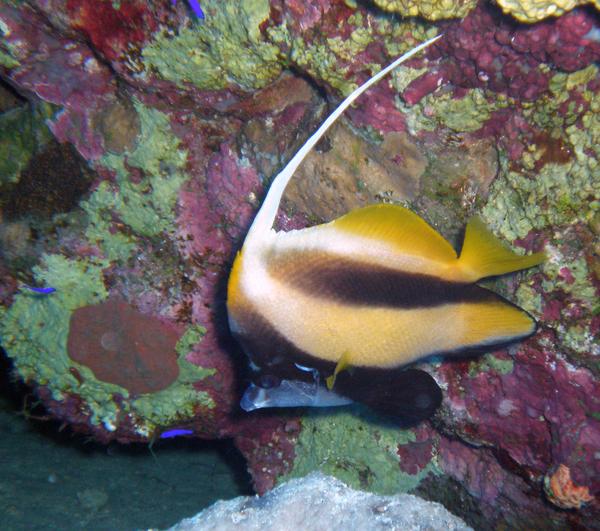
[331,204,457,263]
[457,217,545,282]
[326,351,352,390]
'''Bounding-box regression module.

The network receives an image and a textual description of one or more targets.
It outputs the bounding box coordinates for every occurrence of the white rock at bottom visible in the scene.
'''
[168,472,472,531]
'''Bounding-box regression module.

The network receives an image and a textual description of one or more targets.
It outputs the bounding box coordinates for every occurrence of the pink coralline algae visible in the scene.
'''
[408,4,600,103]
[67,299,182,395]
[0,5,115,160]
[234,417,301,495]
[396,424,435,476]
[66,0,158,62]
[1,0,599,527]
[437,329,600,521]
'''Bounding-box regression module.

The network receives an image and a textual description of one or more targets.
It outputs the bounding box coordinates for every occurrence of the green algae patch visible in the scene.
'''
[396,85,508,134]
[468,353,514,378]
[435,89,500,132]
[131,324,215,435]
[82,100,188,262]
[0,256,132,431]
[483,65,599,242]
[142,0,281,91]
[0,17,20,68]
[280,407,438,494]
[0,254,111,412]
[270,15,435,98]
[539,251,597,357]
[0,102,54,188]
[0,254,216,436]
[481,158,597,242]
[515,282,543,318]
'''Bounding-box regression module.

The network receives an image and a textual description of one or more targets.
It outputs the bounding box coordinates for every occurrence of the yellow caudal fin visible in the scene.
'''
[331,204,457,263]
[458,217,545,282]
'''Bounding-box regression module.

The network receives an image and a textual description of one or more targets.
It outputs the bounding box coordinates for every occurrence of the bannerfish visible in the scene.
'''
[226,35,545,423]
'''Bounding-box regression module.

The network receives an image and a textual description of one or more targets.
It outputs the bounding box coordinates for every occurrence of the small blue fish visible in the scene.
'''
[23,285,56,294]
[159,428,194,439]
[171,0,205,19]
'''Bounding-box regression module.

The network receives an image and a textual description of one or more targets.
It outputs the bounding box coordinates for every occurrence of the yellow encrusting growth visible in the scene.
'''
[496,0,600,23]
[373,0,478,20]
[457,217,545,282]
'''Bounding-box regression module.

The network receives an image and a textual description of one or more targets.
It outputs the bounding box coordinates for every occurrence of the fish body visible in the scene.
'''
[226,35,544,421]
[229,208,543,371]
[159,428,194,439]
[22,285,56,294]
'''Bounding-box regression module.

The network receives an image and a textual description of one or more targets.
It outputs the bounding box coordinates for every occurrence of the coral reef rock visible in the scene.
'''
[0,0,598,528]
[169,472,472,531]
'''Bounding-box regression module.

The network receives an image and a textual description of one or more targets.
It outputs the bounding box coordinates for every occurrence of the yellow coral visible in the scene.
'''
[372,0,478,20]
[544,464,595,510]
[496,0,600,23]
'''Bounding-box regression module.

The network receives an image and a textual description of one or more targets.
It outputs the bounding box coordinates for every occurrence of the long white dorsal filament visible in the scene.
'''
[244,34,443,241]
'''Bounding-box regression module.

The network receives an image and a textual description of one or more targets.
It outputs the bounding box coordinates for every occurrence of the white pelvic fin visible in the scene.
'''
[244,33,443,243]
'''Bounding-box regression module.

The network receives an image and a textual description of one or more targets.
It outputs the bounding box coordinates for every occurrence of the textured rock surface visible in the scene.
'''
[169,472,472,531]
[0,1,598,528]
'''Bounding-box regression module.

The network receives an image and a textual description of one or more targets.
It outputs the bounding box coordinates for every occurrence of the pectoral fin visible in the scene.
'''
[326,351,352,390]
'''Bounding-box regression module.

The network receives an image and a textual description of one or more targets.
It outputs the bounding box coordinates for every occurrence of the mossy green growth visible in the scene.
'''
[515,282,543,318]
[0,254,114,423]
[0,254,215,435]
[481,157,597,242]
[0,17,20,68]
[394,85,509,134]
[483,64,599,242]
[468,353,514,378]
[269,15,436,98]
[373,0,478,20]
[82,100,188,262]
[280,407,438,494]
[532,65,598,135]
[131,324,215,435]
[435,89,504,132]
[0,102,54,187]
[142,0,281,91]
[539,251,597,357]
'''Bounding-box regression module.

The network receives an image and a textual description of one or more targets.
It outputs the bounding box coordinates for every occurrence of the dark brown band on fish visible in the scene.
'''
[230,305,443,423]
[267,251,497,308]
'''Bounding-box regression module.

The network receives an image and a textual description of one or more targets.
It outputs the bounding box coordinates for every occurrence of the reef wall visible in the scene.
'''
[0,1,598,528]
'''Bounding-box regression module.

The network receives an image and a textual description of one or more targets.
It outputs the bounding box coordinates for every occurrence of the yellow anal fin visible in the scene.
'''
[326,351,352,390]
[331,204,457,263]
[458,217,545,282]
